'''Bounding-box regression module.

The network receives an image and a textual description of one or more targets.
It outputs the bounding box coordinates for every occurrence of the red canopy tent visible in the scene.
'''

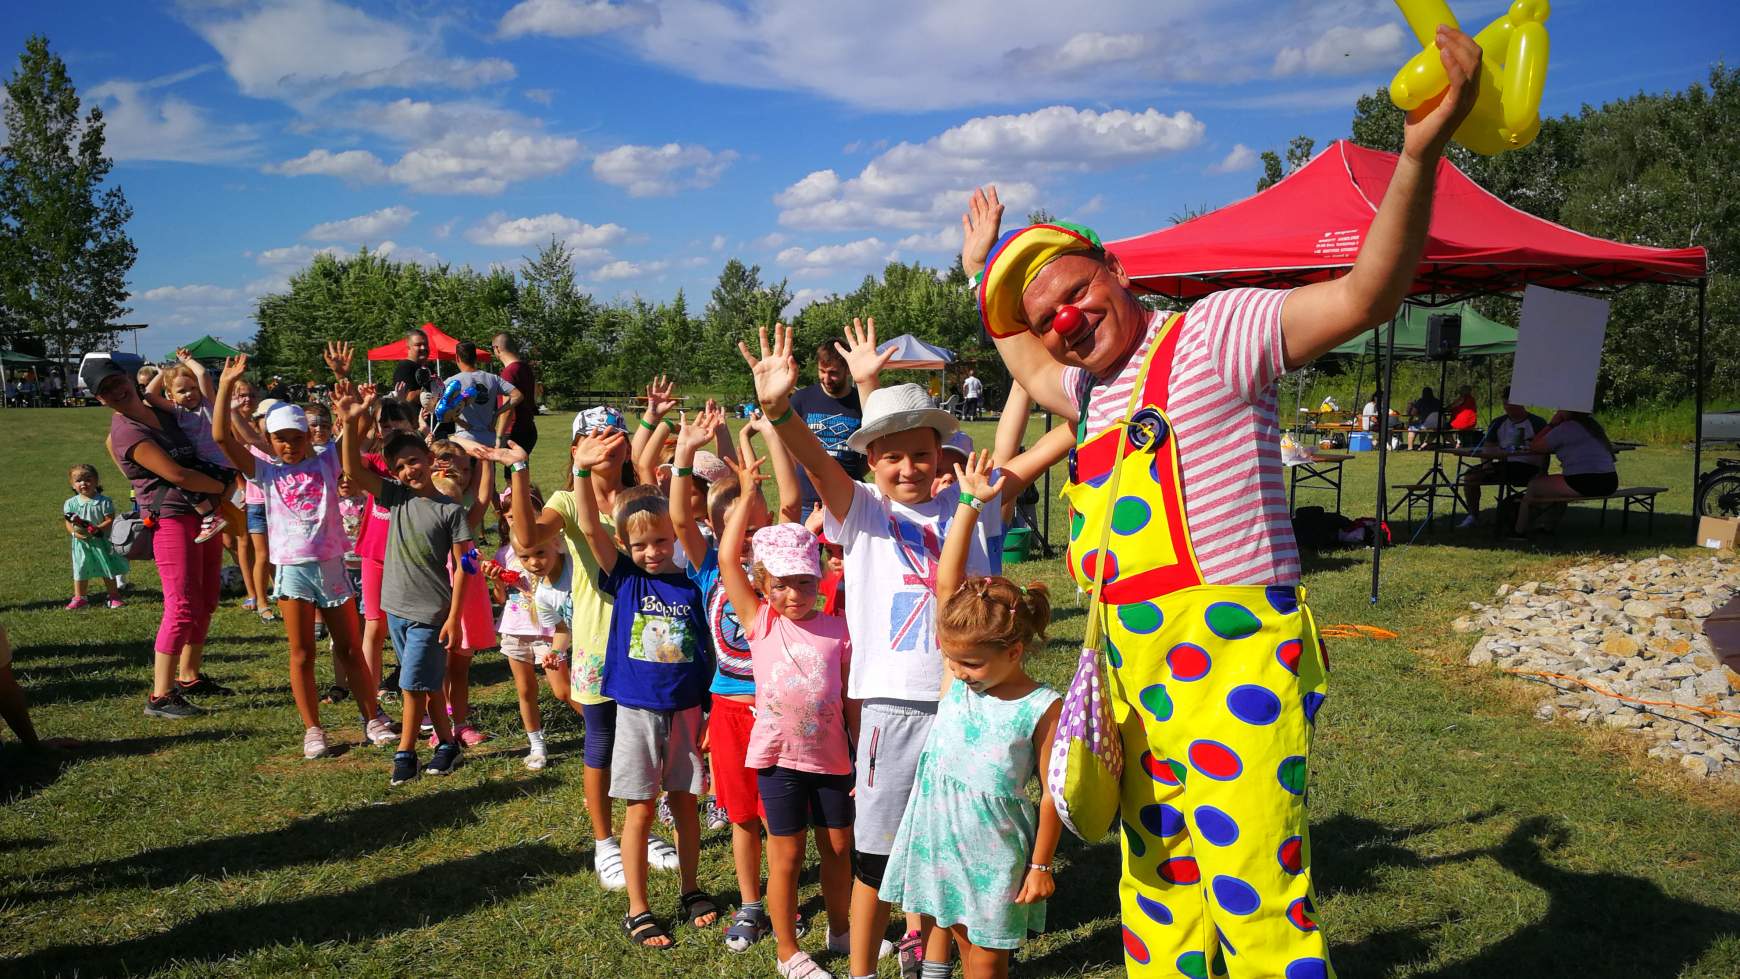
[366,323,489,363]
[1109,140,1710,599]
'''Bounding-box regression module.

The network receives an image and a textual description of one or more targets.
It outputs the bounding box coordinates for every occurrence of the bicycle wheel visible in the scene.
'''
[1697,471,1740,518]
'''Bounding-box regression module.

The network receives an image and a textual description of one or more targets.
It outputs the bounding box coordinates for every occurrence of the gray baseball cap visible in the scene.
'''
[79,352,146,398]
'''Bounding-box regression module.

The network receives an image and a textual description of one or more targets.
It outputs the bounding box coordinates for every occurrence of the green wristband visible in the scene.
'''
[768,406,795,427]
[508,460,528,474]
[572,467,591,479]
[675,466,694,478]
[959,491,985,511]
[638,417,657,431]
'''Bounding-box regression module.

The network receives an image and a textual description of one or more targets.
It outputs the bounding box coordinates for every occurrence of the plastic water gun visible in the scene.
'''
[1388,0,1551,155]
[499,567,527,589]
[433,378,477,422]
[460,546,481,575]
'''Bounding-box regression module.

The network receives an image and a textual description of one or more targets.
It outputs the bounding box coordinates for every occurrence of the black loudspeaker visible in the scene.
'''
[1426,313,1462,361]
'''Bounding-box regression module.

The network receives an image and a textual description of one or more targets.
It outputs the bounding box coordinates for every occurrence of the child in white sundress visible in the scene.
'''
[879,451,1064,978]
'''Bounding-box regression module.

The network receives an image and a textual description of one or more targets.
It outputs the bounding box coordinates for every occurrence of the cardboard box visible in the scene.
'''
[1698,516,1740,551]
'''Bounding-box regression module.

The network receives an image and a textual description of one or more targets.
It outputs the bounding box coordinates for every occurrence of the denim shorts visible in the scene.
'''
[245,502,267,535]
[387,613,448,692]
[273,557,355,608]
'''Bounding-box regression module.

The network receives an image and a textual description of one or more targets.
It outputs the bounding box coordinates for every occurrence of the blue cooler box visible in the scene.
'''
[1347,432,1374,452]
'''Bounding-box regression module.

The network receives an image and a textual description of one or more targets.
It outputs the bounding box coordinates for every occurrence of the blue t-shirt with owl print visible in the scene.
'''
[598,560,711,710]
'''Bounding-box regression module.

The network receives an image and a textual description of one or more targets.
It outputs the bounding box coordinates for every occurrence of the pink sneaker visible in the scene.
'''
[107,598,125,609]
[193,512,224,544]
[456,724,490,746]
[65,596,89,610]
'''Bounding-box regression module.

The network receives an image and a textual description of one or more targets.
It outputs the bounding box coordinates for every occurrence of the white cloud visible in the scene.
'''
[305,205,417,241]
[498,0,659,38]
[256,243,344,268]
[775,105,1202,230]
[138,284,242,304]
[896,226,962,253]
[1005,31,1151,75]
[88,71,256,164]
[591,143,737,197]
[386,128,582,194]
[266,148,389,183]
[1274,23,1408,77]
[784,287,830,316]
[1077,194,1105,216]
[775,237,895,277]
[523,88,556,105]
[188,0,515,104]
[1207,143,1258,174]
[373,241,443,265]
[589,259,670,281]
[753,232,790,250]
[465,212,627,261]
[432,219,457,240]
[710,234,727,252]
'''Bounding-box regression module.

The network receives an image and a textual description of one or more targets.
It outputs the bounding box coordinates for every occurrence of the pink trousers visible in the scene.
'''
[153,513,223,654]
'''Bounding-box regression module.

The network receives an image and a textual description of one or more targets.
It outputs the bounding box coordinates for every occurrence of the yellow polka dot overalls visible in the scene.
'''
[1064,314,1334,979]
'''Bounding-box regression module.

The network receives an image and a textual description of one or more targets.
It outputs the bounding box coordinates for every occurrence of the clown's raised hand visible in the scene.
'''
[961,185,1005,279]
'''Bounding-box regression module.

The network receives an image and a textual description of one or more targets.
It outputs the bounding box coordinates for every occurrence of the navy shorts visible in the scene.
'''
[758,766,855,837]
[582,700,617,769]
[245,502,267,535]
[387,614,447,692]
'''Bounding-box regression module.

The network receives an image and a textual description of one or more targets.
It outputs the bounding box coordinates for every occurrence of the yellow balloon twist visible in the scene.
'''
[1388,0,1551,155]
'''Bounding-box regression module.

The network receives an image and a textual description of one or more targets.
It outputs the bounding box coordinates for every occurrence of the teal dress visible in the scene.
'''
[65,494,129,581]
[880,681,1062,950]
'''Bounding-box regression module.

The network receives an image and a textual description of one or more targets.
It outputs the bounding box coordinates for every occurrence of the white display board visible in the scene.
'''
[1510,285,1610,412]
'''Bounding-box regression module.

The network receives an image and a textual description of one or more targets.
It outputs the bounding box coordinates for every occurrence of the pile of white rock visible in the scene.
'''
[1454,554,1740,783]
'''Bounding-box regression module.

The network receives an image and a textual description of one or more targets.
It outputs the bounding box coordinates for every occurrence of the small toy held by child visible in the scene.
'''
[63,464,128,610]
[879,451,1063,978]
[717,455,855,979]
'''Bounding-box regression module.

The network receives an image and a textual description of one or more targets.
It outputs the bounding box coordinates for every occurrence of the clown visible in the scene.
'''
[965,26,1484,979]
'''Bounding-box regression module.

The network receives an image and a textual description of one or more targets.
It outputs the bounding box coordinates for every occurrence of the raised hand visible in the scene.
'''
[175,347,193,364]
[644,375,678,418]
[744,407,772,439]
[1403,25,1483,163]
[218,354,248,385]
[835,317,895,389]
[673,410,714,457]
[737,324,800,409]
[725,453,766,493]
[575,430,627,471]
[961,185,1005,278]
[955,449,1007,503]
[466,439,528,467]
[323,340,354,378]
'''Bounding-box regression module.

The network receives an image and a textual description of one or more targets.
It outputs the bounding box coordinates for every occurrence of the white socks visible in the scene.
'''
[527,728,546,749]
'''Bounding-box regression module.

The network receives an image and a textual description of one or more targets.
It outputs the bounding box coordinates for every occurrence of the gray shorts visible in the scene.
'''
[854,699,937,856]
[609,705,705,800]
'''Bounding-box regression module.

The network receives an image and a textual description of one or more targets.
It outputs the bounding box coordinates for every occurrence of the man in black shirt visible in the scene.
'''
[789,341,867,510]
[391,328,435,403]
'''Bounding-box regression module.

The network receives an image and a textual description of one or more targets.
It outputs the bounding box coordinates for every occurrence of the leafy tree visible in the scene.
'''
[1026,207,1056,225]
[0,35,136,364]
[514,238,599,402]
[1256,135,1316,191]
[700,260,791,391]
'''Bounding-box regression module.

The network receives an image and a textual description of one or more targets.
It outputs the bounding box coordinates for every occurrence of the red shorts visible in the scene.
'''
[360,557,384,621]
[709,695,762,825]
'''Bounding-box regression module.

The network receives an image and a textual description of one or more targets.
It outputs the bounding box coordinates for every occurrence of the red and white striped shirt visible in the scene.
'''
[1063,288,1299,586]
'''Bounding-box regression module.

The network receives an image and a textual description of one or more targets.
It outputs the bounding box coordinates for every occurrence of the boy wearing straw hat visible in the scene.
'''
[963,27,1485,979]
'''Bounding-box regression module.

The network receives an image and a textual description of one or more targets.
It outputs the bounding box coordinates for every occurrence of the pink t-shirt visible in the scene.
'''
[1062,288,1298,586]
[744,603,852,775]
[254,446,346,565]
[353,453,392,562]
[494,544,552,637]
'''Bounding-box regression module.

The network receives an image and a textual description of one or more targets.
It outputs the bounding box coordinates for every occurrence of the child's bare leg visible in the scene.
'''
[506,657,543,733]
[925,917,952,967]
[621,798,667,943]
[446,649,472,726]
[427,689,454,743]
[320,602,379,720]
[850,876,893,977]
[765,829,806,959]
[668,790,712,920]
[250,532,272,606]
[279,598,322,728]
[102,577,119,601]
[817,825,854,945]
[952,923,1008,979]
[72,578,87,599]
[732,818,764,907]
[399,691,429,752]
[360,616,385,687]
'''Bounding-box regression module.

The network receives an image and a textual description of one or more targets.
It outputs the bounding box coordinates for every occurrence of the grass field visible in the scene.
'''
[3,406,1739,978]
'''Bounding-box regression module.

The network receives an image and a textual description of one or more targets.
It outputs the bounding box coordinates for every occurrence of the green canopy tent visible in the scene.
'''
[1,349,52,409]
[1326,301,1516,359]
[179,335,244,362]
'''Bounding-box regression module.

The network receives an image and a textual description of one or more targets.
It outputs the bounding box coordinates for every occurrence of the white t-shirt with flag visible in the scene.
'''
[824,480,1002,702]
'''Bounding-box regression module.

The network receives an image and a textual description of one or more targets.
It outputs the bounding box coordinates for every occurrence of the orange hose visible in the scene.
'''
[1318,624,1400,640]
[1500,668,1740,722]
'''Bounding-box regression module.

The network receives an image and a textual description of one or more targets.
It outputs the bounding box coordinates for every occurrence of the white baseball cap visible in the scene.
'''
[264,403,309,434]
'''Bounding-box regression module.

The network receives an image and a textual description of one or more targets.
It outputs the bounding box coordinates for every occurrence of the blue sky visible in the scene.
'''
[4,0,1734,356]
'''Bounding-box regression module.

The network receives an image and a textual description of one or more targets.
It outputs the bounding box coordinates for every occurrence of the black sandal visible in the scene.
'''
[623,911,673,949]
[678,889,720,928]
[321,685,349,705]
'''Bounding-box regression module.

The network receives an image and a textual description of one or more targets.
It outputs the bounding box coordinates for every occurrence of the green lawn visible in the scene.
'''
[3,407,1738,977]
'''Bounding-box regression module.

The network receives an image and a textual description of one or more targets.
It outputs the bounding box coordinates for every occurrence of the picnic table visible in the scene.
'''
[1287,453,1353,515]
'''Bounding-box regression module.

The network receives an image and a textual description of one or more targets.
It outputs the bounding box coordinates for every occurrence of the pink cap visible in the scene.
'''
[752,523,821,579]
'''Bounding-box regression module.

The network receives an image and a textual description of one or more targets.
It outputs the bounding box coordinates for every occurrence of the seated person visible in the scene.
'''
[1446,385,1480,445]
[1404,386,1442,449]
[1457,387,1547,528]
[1360,388,1384,432]
[1512,410,1619,535]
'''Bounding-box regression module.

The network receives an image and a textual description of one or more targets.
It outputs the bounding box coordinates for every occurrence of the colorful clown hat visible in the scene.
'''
[977,222,1104,340]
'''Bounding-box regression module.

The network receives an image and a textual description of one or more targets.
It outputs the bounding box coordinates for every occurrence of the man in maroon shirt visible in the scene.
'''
[491,333,539,459]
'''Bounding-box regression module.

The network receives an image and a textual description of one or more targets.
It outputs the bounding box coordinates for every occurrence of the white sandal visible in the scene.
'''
[594,839,626,891]
[646,835,680,872]
[776,951,834,979]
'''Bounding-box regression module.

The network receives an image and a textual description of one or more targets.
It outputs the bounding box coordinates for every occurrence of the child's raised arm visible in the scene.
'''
[741,324,858,523]
[178,348,216,402]
[992,382,1031,467]
[336,381,384,498]
[569,431,624,576]
[835,317,893,404]
[212,355,257,479]
[717,455,766,631]
[670,407,720,571]
[938,449,1006,603]
[631,375,677,486]
[744,410,802,524]
[143,363,175,411]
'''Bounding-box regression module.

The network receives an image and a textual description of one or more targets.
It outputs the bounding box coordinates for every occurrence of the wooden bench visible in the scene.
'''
[1516,485,1668,534]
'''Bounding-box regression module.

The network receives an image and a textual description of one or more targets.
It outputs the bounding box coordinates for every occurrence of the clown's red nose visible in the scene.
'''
[1052,305,1086,337]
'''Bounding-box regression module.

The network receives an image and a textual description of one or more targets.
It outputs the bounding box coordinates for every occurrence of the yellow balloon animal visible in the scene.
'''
[1388,0,1550,155]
